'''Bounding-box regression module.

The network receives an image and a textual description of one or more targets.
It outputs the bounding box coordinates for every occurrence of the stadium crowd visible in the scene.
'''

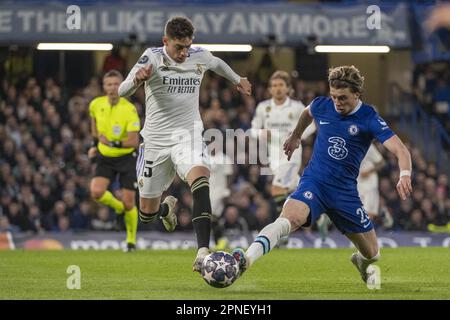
[412,61,450,132]
[0,62,449,236]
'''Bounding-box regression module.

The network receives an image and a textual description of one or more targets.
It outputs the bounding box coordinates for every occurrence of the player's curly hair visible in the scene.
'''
[165,16,195,40]
[328,65,364,94]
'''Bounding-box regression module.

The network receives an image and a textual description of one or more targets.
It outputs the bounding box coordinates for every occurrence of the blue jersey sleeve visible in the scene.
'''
[309,96,328,118]
[368,113,395,143]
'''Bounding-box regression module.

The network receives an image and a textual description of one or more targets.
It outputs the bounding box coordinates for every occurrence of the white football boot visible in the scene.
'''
[351,252,378,284]
[161,196,178,232]
[193,247,210,273]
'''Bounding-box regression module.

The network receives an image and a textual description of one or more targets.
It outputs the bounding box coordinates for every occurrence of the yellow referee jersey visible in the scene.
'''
[89,96,140,157]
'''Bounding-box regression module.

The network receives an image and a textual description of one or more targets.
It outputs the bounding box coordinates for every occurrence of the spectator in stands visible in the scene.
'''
[219,205,249,237]
[176,208,194,232]
[102,48,127,76]
[0,215,20,233]
[91,207,115,231]
[0,70,448,235]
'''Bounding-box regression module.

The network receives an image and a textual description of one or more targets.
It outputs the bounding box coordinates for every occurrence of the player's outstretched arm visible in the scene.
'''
[283,106,313,160]
[118,63,152,97]
[383,135,413,200]
[208,56,252,95]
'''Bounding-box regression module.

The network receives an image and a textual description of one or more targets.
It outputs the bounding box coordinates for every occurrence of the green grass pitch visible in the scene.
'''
[1,247,449,300]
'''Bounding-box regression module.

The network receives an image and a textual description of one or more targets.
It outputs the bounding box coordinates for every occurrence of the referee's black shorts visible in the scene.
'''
[94,151,137,190]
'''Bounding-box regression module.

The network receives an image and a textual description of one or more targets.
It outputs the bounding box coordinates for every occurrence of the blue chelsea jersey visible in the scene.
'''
[304,96,395,189]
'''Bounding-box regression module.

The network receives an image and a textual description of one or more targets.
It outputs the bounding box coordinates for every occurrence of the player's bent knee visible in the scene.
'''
[90,188,106,200]
[280,200,309,230]
[123,200,135,211]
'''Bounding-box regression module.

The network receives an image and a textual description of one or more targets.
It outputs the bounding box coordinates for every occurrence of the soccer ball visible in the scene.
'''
[201,251,239,288]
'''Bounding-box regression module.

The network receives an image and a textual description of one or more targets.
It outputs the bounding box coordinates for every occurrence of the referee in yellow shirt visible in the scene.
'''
[88,70,140,252]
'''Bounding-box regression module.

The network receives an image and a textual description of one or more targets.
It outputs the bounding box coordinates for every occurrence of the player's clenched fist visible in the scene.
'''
[133,64,153,86]
[237,77,252,96]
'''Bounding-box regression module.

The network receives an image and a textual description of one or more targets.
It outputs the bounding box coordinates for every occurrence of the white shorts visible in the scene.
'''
[359,188,380,215]
[136,140,210,198]
[271,162,301,191]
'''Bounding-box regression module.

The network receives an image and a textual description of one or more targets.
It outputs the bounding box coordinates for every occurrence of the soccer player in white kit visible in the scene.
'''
[251,71,314,216]
[357,143,385,221]
[118,17,252,272]
[209,149,234,250]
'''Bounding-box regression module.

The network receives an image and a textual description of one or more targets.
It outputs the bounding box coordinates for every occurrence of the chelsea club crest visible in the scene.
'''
[348,124,359,136]
[303,191,313,200]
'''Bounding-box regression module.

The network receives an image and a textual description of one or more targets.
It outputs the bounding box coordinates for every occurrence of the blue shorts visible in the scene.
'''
[288,176,373,234]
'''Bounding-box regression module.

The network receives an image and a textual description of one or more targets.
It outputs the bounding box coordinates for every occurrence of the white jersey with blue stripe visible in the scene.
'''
[125,46,215,147]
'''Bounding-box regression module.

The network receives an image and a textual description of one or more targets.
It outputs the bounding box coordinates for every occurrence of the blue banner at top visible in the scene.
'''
[0,3,411,47]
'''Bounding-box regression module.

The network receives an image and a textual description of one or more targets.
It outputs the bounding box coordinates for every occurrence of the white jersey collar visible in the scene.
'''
[163,46,177,65]
[348,100,363,115]
[334,99,362,115]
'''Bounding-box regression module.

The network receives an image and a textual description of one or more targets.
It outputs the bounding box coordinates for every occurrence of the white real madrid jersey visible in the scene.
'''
[357,143,384,191]
[251,98,314,165]
[120,46,240,147]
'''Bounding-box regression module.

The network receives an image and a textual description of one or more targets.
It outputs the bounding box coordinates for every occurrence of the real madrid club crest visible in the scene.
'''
[162,55,171,67]
[138,178,144,188]
[265,106,271,113]
[288,112,293,120]
[348,124,359,136]
[196,64,204,75]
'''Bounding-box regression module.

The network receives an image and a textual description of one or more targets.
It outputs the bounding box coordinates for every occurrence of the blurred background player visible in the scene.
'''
[118,17,252,272]
[251,70,315,246]
[233,65,413,285]
[208,148,234,251]
[88,70,140,252]
[357,143,393,228]
[251,71,315,220]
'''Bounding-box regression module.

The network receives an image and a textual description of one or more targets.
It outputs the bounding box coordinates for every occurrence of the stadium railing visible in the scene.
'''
[397,97,450,177]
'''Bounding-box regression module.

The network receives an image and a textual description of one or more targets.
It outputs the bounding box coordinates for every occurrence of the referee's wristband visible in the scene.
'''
[110,141,122,148]
[400,170,411,178]
[91,138,99,147]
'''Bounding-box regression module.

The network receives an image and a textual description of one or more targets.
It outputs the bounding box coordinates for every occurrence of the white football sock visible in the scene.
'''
[246,217,291,266]
[357,250,380,272]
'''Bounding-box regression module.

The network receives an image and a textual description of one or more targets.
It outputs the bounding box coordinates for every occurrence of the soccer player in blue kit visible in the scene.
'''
[232,65,412,285]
